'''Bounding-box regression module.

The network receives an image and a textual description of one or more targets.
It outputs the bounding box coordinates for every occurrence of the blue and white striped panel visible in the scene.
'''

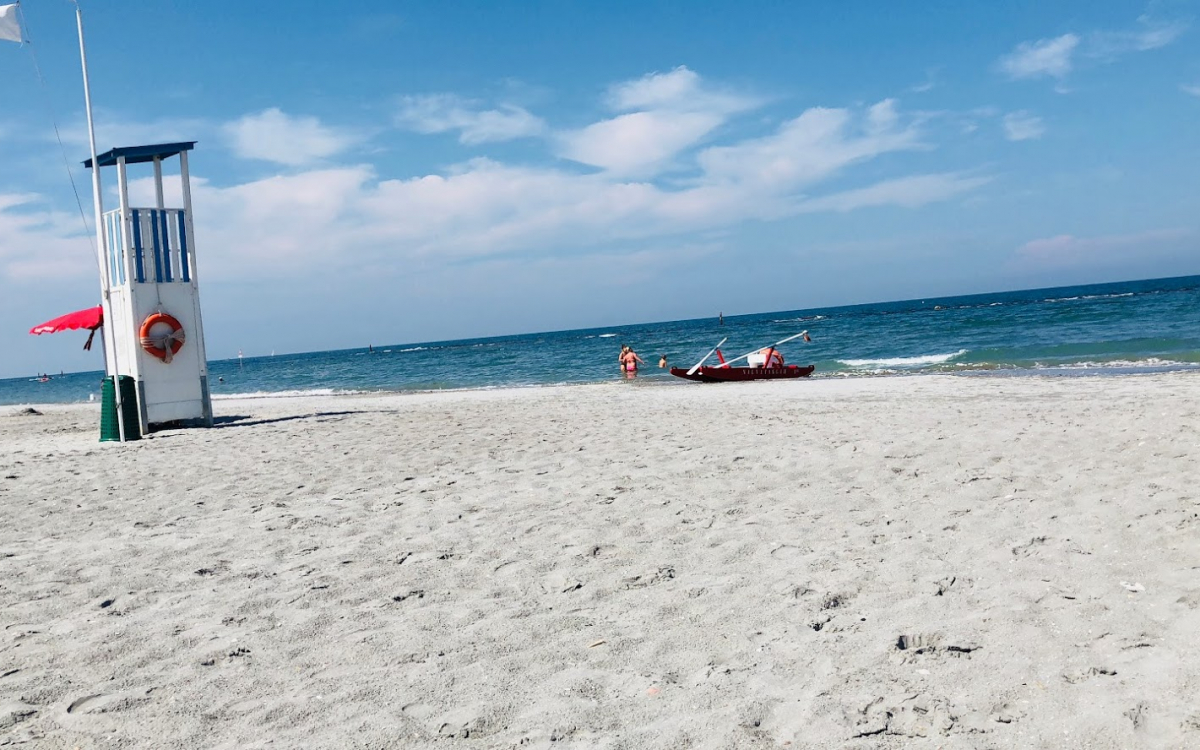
[149,209,164,283]
[177,210,191,282]
[131,209,146,283]
[158,210,173,282]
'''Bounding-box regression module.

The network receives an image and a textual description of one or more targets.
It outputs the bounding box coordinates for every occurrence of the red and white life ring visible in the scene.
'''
[139,312,185,363]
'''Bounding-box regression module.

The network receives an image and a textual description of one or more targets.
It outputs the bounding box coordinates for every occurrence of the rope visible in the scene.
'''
[140,327,186,363]
[15,3,97,257]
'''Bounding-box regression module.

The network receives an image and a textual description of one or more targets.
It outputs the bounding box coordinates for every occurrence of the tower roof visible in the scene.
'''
[83,142,196,169]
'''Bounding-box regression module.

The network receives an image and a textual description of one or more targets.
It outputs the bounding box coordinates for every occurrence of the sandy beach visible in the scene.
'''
[2,373,1198,748]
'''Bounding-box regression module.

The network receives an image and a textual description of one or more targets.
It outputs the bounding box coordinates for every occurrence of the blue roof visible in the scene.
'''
[83,142,196,168]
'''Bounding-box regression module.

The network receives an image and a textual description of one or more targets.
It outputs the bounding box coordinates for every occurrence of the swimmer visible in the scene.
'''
[658,355,668,368]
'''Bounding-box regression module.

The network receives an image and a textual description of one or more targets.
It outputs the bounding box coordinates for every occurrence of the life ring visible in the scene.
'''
[139,312,186,363]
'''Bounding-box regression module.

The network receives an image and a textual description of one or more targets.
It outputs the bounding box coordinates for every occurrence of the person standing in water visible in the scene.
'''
[621,347,644,378]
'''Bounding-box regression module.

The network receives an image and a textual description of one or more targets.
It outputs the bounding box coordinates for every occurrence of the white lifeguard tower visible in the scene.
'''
[85,142,213,430]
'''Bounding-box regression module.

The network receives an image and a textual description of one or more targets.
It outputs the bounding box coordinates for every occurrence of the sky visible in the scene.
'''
[1,0,1198,377]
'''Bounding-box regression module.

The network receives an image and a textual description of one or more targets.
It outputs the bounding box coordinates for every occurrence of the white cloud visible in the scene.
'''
[1089,18,1187,57]
[1183,84,1200,98]
[957,106,1000,134]
[557,111,724,175]
[223,108,358,166]
[998,34,1080,80]
[78,99,961,281]
[696,102,923,194]
[606,66,759,114]
[909,69,939,94]
[557,67,761,177]
[4,75,982,289]
[0,193,95,281]
[395,95,545,144]
[55,112,211,154]
[1013,228,1194,271]
[1003,111,1045,141]
[798,173,991,213]
[998,18,1188,85]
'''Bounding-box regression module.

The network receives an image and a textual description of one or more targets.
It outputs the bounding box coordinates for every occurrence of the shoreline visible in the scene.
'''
[4,365,1200,411]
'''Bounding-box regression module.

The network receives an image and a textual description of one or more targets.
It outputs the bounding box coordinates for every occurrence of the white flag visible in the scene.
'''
[0,3,22,44]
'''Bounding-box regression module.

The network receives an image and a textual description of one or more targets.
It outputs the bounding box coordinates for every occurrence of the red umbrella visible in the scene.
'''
[29,305,104,350]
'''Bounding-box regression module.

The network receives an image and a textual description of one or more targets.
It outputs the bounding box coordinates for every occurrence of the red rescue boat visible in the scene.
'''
[670,364,815,382]
[670,331,816,383]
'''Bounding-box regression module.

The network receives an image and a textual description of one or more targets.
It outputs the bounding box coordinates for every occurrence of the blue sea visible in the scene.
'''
[4,275,1199,406]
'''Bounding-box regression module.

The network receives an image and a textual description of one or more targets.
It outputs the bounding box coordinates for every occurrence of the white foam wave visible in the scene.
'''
[398,346,427,353]
[598,333,618,338]
[212,388,367,400]
[1044,292,1136,303]
[772,315,826,323]
[840,349,969,368]
[1030,358,1198,370]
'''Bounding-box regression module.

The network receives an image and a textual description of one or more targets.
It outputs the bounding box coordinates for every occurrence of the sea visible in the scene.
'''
[3,275,1199,406]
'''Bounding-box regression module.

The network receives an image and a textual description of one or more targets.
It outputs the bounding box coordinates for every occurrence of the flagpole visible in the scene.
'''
[76,3,125,442]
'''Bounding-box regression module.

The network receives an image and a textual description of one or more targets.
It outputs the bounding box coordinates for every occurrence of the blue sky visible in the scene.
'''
[2,0,1198,377]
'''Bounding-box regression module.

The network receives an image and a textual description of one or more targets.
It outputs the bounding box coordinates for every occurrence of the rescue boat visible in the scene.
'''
[670,332,815,383]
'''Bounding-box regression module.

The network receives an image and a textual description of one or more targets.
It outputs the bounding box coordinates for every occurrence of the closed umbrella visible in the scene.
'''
[29,305,104,349]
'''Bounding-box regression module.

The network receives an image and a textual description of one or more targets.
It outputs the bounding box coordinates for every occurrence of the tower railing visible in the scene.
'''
[103,206,193,286]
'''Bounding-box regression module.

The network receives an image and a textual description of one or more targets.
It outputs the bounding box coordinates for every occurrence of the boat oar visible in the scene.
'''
[687,337,728,376]
[713,331,808,368]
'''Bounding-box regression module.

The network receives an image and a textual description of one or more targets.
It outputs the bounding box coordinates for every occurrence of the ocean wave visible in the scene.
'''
[1043,292,1136,303]
[212,388,368,400]
[772,315,826,323]
[398,346,428,353]
[598,333,618,338]
[839,350,969,368]
[1029,358,1200,370]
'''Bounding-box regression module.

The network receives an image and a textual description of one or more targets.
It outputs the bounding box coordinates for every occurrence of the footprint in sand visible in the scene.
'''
[855,693,956,738]
[491,559,526,578]
[402,702,487,739]
[64,690,146,716]
[0,701,37,730]
[895,633,981,658]
[1063,666,1117,684]
[5,623,46,643]
[541,571,583,594]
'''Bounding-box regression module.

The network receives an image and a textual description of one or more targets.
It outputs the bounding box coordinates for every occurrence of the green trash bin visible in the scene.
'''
[100,375,141,442]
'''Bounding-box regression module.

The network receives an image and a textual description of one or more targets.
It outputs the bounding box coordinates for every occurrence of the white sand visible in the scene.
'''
[2,374,1199,748]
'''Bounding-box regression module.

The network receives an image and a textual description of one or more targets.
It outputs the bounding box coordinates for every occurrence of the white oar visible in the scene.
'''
[713,331,808,368]
[686,337,728,376]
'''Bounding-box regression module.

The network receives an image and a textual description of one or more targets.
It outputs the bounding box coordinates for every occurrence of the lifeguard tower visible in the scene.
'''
[84,142,213,430]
